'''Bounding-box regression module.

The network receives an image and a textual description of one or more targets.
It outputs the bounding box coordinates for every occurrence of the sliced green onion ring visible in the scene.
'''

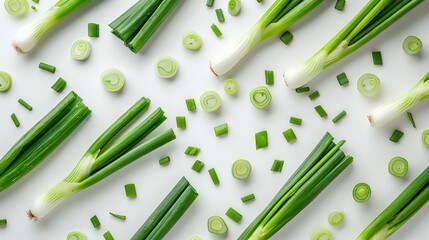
[188,236,202,240]
[0,71,12,92]
[353,183,371,203]
[70,40,92,61]
[228,0,241,16]
[4,0,29,16]
[208,216,228,235]
[422,130,429,147]
[328,210,345,227]
[249,86,272,109]
[155,56,178,79]
[223,79,238,95]
[388,157,408,177]
[66,231,87,240]
[100,68,126,92]
[310,227,333,240]
[357,73,380,97]
[403,36,423,55]
[182,32,202,51]
[232,159,251,180]
[200,90,222,112]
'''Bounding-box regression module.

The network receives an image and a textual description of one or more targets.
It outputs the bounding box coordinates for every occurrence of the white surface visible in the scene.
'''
[1,1,429,239]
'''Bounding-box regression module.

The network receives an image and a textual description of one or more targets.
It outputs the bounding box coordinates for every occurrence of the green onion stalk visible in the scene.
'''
[28,98,176,220]
[357,166,429,240]
[209,0,324,77]
[239,132,353,240]
[13,0,94,53]
[284,0,424,89]
[368,72,429,127]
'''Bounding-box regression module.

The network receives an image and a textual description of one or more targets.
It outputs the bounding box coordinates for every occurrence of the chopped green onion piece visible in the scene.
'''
[421,130,429,147]
[309,91,320,101]
[334,0,345,11]
[241,194,255,203]
[271,160,284,172]
[124,184,137,198]
[18,98,32,111]
[225,207,242,223]
[295,86,310,93]
[66,231,86,240]
[188,236,202,240]
[32,0,38,3]
[390,129,404,143]
[156,56,178,79]
[282,128,297,143]
[39,62,56,73]
[403,35,423,55]
[256,0,263,3]
[357,73,380,97]
[70,39,92,61]
[159,156,170,166]
[182,32,202,51]
[88,23,99,38]
[103,231,114,240]
[315,105,328,118]
[11,113,20,127]
[186,99,197,112]
[223,79,238,95]
[265,70,274,85]
[109,212,126,220]
[211,24,222,38]
[206,0,214,7]
[215,8,225,23]
[100,68,126,92]
[232,159,251,180]
[255,130,268,149]
[30,5,35,10]
[228,0,241,16]
[332,110,347,124]
[4,0,29,16]
[208,216,228,235]
[51,77,67,93]
[310,227,333,240]
[280,31,294,46]
[328,210,345,227]
[0,71,12,92]
[185,146,200,156]
[388,157,408,178]
[249,86,272,110]
[90,215,100,228]
[176,116,186,129]
[200,90,222,112]
[214,123,228,137]
[336,72,349,86]
[407,112,416,128]
[191,160,205,173]
[372,51,383,65]
[208,168,220,185]
[353,183,371,203]
[0,219,7,226]
[289,117,302,126]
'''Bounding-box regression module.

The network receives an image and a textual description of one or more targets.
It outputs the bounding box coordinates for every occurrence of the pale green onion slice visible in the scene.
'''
[182,32,202,51]
[403,35,423,55]
[0,71,12,92]
[208,216,228,235]
[228,0,241,16]
[188,236,202,240]
[66,231,87,240]
[200,90,222,112]
[422,130,429,147]
[249,86,271,109]
[4,0,29,16]
[232,159,251,180]
[223,79,238,95]
[357,73,380,97]
[100,68,126,92]
[388,157,408,177]
[310,227,333,240]
[156,56,178,79]
[70,40,92,61]
[328,210,345,227]
[353,183,371,203]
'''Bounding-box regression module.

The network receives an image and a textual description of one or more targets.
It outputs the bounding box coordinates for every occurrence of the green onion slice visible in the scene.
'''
[208,168,220,185]
[66,231,87,240]
[215,8,225,23]
[0,219,7,226]
[208,216,228,235]
[156,56,178,79]
[0,71,12,92]
[70,40,92,61]
[232,159,251,180]
[388,157,408,178]
[249,86,272,110]
[241,194,255,203]
[357,73,380,97]
[125,184,137,198]
[403,35,423,55]
[182,32,202,51]
[228,0,241,16]
[353,183,371,203]
[109,212,126,220]
[310,227,333,240]
[4,0,29,16]
[328,210,345,227]
[422,130,429,147]
[188,236,202,240]
[100,68,126,92]
[200,90,222,112]
[223,79,238,95]
[214,123,228,137]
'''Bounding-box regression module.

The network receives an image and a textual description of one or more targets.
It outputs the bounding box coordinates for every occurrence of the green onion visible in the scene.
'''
[188,236,202,240]
[271,160,284,172]
[70,39,92,61]
[282,128,297,143]
[407,112,416,128]
[256,0,263,3]
[90,215,100,228]
[185,146,200,156]
[0,219,7,226]
[357,73,380,97]
[131,177,198,240]
[124,183,137,198]
[390,129,404,143]
[88,23,99,37]
[224,79,238,95]
[249,86,272,110]
[215,8,225,23]
[228,0,241,16]
[310,227,333,240]
[210,0,324,76]
[28,99,175,220]
[200,90,222,113]
[176,116,186,129]
[182,32,202,51]
[214,123,228,137]
[109,212,126,220]
[388,157,408,178]
[284,0,424,88]
[334,0,345,11]
[225,207,242,223]
[332,110,347,124]
[206,0,214,7]
[336,72,349,86]
[208,168,220,185]
[241,194,255,203]
[289,117,302,126]
[31,5,36,10]
[4,0,29,16]
[0,71,12,92]
[186,99,197,112]
[18,98,32,111]
[51,77,67,93]
[208,216,228,235]
[421,130,429,147]
[309,91,320,101]
[66,231,86,240]
[353,183,371,203]
[315,105,328,118]
[372,51,383,65]
[156,56,178,79]
[280,31,294,46]
[159,156,170,166]
[103,231,114,240]
[255,130,268,149]
[295,86,310,93]
[211,23,222,38]
[328,210,345,227]
[265,70,274,85]
[11,113,20,127]
[403,35,423,55]
[368,73,429,127]
[100,68,126,92]
[32,0,38,3]
[232,159,252,180]
[39,62,56,73]
[191,160,205,173]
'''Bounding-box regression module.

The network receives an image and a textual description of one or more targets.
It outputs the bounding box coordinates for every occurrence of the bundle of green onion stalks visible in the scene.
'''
[28,97,176,220]
[0,92,90,192]
[239,132,353,239]
[357,166,429,240]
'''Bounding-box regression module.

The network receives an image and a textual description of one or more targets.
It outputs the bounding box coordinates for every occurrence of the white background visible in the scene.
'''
[1,0,429,239]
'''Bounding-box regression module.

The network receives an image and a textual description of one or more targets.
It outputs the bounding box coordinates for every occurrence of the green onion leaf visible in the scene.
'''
[103,231,114,240]
[336,72,349,86]
[280,31,294,46]
[295,86,310,93]
[372,51,383,65]
[124,184,137,198]
[18,98,32,111]
[232,159,251,180]
[289,117,302,126]
[10,113,20,127]
[390,129,404,143]
[185,146,200,156]
[90,215,100,228]
[225,207,242,223]
[191,160,205,173]
[88,23,99,37]
[332,110,347,124]
[215,8,225,23]
[271,160,284,172]
[51,77,67,93]
[208,168,220,185]
[265,70,274,85]
[241,194,255,203]
[186,99,197,112]
[214,123,228,137]
[206,0,214,7]
[211,24,222,38]
[39,62,56,73]
[159,156,170,166]
[315,105,328,118]
[334,0,345,11]
[109,212,126,220]
[255,130,268,149]
[0,219,7,226]
[100,68,126,92]
[407,112,416,128]
[208,216,228,235]
[309,91,320,101]
[176,116,186,129]
[282,128,297,143]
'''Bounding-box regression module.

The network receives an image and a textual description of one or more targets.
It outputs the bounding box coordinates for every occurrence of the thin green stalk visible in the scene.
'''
[271,0,302,23]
